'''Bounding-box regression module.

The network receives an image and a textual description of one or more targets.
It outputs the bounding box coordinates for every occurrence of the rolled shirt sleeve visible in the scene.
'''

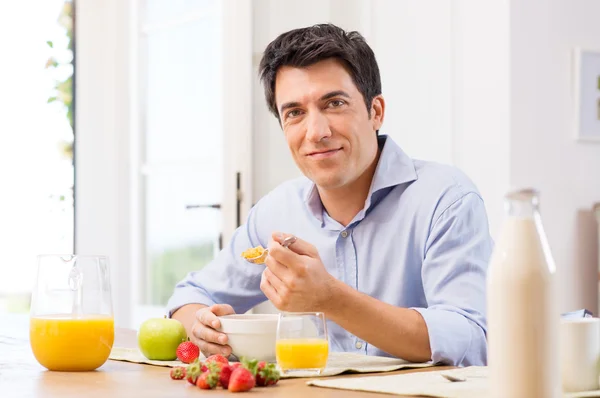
[412,192,493,366]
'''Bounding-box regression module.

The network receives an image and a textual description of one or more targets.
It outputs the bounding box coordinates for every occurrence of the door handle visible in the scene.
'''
[185,204,221,210]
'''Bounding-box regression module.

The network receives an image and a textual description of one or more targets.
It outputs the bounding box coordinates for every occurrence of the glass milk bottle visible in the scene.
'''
[487,189,560,398]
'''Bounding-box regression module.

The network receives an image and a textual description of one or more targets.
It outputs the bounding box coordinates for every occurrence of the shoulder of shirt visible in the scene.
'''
[410,158,485,217]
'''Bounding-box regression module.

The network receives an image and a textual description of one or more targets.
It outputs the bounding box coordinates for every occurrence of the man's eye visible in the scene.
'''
[328,99,345,108]
[286,109,302,118]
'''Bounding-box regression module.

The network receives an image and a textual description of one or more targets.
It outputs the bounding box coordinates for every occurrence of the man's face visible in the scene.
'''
[274,59,384,190]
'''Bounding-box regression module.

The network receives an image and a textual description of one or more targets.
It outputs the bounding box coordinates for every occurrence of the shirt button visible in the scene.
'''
[341,231,348,238]
[355,341,363,349]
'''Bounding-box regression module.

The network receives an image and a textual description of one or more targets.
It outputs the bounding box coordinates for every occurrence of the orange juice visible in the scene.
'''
[275,338,329,370]
[30,314,114,371]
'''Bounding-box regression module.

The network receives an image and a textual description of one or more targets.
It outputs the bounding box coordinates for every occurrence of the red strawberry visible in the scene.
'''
[196,371,219,389]
[169,366,186,380]
[176,341,200,364]
[219,362,244,388]
[255,361,281,386]
[196,362,221,390]
[202,354,229,372]
[228,367,256,392]
[185,359,202,385]
[205,354,229,366]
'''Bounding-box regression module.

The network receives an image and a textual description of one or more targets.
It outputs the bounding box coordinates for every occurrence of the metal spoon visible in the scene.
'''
[245,236,297,264]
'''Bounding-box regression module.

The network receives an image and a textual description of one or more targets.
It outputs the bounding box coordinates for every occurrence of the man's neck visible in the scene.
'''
[318,151,381,227]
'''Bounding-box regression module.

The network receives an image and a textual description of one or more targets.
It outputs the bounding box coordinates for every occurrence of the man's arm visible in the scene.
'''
[263,192,491,366]
[327,192,491,365]
[171,304,207,338]
[324,283,432,362]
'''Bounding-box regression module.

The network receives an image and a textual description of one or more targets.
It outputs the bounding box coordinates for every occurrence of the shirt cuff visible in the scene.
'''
[411,307,475,366]
[166,287,217,318]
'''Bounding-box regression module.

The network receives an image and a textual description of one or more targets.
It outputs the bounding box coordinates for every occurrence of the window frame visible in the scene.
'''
[75,0,253,328]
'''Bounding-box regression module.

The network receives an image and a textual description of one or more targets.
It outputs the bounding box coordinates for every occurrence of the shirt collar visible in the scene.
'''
[303,135,418,225]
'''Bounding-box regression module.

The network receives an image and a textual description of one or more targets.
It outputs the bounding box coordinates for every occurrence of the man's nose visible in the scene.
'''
[305,111,332,143]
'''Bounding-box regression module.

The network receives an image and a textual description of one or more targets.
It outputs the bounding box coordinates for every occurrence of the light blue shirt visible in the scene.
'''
[167,135,493,366]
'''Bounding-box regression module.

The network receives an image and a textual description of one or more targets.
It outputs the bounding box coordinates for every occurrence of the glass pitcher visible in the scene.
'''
[29,255,114,371]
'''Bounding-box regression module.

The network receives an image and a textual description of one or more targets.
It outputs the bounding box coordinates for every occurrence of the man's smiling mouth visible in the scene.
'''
[306,148,342,159]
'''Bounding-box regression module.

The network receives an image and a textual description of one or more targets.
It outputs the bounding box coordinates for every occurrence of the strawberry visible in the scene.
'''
[255,361,281,386]
[228,367,256,392]
[219,362,244,388]
[169,366,186,380]
[176,340,200,364]
[196,371,219,389]
[185,359,202,385]
[240,357,259,376]
[204,354,229,367]
[202,354,229,372]
[218,364,233,388]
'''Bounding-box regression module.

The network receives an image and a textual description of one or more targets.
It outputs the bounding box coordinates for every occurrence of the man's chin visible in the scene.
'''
[311,175,347,190]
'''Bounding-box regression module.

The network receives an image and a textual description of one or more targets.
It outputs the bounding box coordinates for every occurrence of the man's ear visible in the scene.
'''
[370,95,385,131]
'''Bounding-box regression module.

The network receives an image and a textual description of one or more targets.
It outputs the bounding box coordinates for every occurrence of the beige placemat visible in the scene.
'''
[109,347,435,378]
[307,366,600,398]
[307,366,487,398]
[109,347,189,367]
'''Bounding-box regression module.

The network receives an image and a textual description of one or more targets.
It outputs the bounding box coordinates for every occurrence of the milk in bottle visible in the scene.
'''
[487,188,560,398]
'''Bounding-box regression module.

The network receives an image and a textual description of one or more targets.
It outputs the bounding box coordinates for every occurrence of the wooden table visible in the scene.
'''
[1,316,451,397]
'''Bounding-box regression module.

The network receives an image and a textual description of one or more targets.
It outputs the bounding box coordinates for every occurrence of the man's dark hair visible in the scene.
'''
[259,23,382,121]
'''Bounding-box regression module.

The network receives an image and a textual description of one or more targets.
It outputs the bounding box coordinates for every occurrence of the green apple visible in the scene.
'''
[138,317,187,361]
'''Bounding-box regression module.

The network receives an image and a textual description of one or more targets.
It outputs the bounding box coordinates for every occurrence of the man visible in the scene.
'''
[168,24,492,366]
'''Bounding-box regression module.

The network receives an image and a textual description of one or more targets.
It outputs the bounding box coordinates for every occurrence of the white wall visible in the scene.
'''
[370,1,454,166]
[451,0,511,240]
[510,0,600,314]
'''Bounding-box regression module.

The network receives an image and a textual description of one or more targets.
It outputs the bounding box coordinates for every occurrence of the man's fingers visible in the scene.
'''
[209,304,235,328]
[193,323,228,345]
[197,308,219,329]
[260,270,279,303]
[198,340,232,357]
[271,232,319,257]
[196,304,235,329]
[211,304,235,316]
[264,268,287,294]
[264,253,290,279]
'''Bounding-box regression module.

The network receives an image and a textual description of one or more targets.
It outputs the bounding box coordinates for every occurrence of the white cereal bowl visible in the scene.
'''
[217,314,279,362]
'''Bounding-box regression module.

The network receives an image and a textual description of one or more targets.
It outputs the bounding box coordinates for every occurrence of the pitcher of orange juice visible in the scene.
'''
[276,312,329,376]
[30,255,115,371]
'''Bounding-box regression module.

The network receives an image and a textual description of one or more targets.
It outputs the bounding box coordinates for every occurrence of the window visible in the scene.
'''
[134,0,253,318]
[0,0,74,315]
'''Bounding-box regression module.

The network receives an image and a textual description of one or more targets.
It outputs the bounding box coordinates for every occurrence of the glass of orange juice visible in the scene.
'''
[30,255,114,371]
[275,312,329,376]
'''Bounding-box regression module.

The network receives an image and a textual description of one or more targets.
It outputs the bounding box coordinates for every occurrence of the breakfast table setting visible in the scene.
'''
[5,311,600,398]
[2,312,458,398]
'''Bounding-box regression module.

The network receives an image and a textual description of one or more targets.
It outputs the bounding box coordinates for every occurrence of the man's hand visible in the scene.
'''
[191,304,236,358]
[260,232,337,312]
